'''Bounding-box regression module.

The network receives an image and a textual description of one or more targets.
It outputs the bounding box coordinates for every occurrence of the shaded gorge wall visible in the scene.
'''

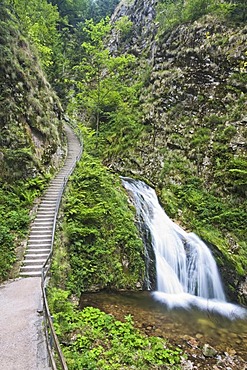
[107,0,247,304]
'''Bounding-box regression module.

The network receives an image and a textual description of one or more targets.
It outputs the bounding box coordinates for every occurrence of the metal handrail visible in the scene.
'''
[40,124,83,370]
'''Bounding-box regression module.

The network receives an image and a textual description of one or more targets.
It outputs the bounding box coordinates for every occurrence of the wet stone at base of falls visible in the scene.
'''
[121,178,247,322]
[79,291,247,369]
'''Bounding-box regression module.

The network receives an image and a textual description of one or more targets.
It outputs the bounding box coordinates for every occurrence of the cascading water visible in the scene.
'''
[122,177,247,319]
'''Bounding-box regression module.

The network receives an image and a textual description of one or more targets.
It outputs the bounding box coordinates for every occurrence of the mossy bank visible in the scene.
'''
[99,0,247,303]
[0,3,65,281]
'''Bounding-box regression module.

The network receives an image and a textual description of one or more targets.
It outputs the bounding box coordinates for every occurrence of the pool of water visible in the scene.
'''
[80,291,247,367]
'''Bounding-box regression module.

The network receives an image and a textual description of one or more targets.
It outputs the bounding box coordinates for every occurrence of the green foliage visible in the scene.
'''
[0,175,49,281]
[67,17,137,136]
[156,0,245,33]
[159,177,247,275]
[0,1,64,181]
[49,0,119,25]
[48,0,91,25]
[6,0,60,69]
[89,0,120,22]
[48,288,182,369]
[114,15,133,41]
[52,134,145,294]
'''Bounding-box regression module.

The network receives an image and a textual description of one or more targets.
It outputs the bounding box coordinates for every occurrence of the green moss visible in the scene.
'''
[0,3,64,183]
[158,179,247,277]
[0,175,50,281]
[48,288,183,370]
[52,131,145,295]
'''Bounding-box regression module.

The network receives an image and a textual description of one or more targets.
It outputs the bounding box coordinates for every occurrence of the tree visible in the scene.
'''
[48,0,91,25]
[6,0,61,70]
[48,0,120,25]
[69,18,136,136]
[89,0,120,22]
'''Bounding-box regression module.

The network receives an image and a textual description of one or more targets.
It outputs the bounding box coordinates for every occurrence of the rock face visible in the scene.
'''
[0,5,65,182]
[111,1,246,193]
[111,0,157,57]
[109,1,247,303]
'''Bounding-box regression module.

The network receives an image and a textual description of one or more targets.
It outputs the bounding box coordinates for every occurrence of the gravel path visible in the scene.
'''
[0,278,50,370]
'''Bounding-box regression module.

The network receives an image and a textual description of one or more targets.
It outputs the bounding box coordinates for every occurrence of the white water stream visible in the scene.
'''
[122,177,247,319]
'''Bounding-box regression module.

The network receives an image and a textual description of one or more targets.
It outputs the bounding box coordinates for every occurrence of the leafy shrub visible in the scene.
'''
[164,178,247,274]
[54,140,145,294]
[0,175,50,281]
[156,0,245,33]
[49,288,182,370]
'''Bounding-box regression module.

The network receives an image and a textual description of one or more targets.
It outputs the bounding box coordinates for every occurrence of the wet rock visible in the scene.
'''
[187,337,199,349]
[226,348,236,356]
[195,333,203,339]
[202,343,217,357]
[181,357,194,370]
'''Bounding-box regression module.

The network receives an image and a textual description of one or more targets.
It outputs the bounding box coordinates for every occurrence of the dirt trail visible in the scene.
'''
[0,277,49,370]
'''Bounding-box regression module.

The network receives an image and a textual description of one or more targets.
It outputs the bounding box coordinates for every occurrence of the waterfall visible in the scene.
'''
[122,177,247,319]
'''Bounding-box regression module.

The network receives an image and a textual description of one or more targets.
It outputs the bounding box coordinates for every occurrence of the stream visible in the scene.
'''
[80,291,247,369]
[80,178,247,368]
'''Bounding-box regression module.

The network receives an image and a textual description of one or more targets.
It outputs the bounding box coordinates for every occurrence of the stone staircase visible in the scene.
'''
[20,124,82,277]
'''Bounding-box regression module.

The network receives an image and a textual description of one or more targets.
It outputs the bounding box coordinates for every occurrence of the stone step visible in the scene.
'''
[28,238,52,244]
[38,203,56,206]
[28,242,51,247]
[34,216,54,220]
[36,211,55,215]
[30,220,54,225]
[38,208,56,212]
[20,124,82,278]
[27,242,50,247]
[37,207,55,211]
[31,220,53,225]
[20,265,43,273]
[31,220,53,224]
[40,200,57,204]
[25,253,49,260]
[41,194,58,197]
[23,259,46,266]
[46,183,63,187]
[29,231,52,236]
[49,179,65,183]
[40,201,58,204]
[27,248,50,253]
[48,183,64,187]
[42,195,60,199]
[20,270,42,277]
[31,226,53,232]
[44,191,62,195]
[45,185,62,189]
[45,189,61,191]
[27,248,51,254]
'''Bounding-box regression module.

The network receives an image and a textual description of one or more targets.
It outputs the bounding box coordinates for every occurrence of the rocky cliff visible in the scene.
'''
[0,4,65,182]
[109,0,247,303]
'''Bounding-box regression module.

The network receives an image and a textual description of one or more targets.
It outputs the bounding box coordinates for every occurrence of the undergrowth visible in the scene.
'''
[51,127,145,294]
[0,175,50,281]
[156,0,246,34]
[160,177,247,276]
[48,288,183,370]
